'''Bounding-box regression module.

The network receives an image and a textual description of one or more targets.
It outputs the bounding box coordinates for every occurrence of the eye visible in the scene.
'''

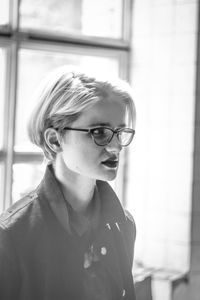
[91,127,108,137]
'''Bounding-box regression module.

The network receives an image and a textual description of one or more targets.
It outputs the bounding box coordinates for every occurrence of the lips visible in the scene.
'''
[101,157,119,168]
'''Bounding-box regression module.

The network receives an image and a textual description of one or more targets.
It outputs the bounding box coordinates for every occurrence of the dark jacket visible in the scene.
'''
[0,165,136,300]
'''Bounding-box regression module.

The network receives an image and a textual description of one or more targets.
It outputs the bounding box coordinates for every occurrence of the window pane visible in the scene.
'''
[0,0,9,27]
[12,163,45,203]
[19,0,123,39]
[0,48,6,149]
[15,48,120,152]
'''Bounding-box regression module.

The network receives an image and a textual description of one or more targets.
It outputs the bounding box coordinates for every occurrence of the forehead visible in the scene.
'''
[74,95,129,127]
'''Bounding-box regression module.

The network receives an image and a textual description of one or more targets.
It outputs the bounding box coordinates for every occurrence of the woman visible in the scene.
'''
[0,67,136,300]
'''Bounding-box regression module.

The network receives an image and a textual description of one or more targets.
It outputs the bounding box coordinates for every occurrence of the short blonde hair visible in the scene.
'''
[28,66,136,160]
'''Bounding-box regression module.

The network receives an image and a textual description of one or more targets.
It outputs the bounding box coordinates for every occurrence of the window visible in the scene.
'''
[19,0,123,39]
[0,0,9,28]
[0,0,132,211]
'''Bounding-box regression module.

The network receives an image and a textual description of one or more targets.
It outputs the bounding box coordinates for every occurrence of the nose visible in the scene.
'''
[104,133,122,153]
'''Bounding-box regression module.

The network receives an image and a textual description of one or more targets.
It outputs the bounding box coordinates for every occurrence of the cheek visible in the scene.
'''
[63,144,96,169]
[75,147,101,173]
[61,134,102,170]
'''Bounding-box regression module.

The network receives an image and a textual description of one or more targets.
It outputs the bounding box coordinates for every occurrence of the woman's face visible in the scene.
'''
[58,94,135,182]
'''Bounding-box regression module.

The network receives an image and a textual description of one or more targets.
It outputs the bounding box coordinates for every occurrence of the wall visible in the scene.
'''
[127,0,199,299]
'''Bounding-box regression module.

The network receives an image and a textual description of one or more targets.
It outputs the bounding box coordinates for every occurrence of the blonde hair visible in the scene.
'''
[28,66,136,160]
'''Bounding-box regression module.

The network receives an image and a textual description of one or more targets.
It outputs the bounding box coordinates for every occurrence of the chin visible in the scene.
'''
[100,170,118,181]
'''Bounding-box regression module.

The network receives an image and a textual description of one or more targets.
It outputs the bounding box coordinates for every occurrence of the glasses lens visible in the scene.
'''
[91,127,113,146]
[119,129,135,146]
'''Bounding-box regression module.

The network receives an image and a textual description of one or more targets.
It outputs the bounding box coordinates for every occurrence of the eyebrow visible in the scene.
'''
[88,122,126,128]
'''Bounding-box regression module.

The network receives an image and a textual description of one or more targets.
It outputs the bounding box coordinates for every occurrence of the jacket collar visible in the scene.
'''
[97,179,127,225]
[37,164,127,234]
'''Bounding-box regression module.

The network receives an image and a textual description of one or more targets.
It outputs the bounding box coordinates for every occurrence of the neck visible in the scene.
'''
[53,156,96,213]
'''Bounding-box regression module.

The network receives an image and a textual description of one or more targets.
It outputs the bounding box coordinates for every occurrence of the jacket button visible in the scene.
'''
[101,246,107,255]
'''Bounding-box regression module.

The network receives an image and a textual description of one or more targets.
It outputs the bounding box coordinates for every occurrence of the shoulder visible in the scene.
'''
[0,191,46,256]
[0,191,39,230]
[124,209,136,239]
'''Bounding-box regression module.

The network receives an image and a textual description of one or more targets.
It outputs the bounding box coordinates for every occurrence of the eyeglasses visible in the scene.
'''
[63,126,135,147]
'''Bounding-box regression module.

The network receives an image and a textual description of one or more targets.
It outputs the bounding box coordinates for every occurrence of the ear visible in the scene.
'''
[44,128,62,153]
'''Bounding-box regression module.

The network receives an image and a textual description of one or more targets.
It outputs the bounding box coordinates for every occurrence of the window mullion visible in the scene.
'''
[10,0,20,31]
[122,0,132,42]
[4,41,19,209]
[3,0,20,209]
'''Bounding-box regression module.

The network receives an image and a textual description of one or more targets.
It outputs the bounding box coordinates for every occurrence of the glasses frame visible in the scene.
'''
[62,126,135,147]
